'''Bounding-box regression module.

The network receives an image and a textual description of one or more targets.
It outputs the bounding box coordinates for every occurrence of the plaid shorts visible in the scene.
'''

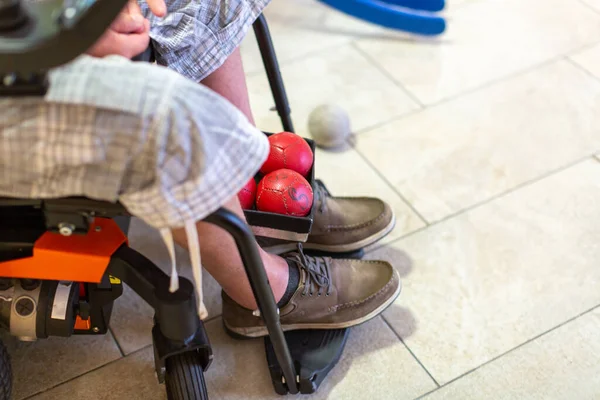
[139,0,272,81]
[0,55,268,230]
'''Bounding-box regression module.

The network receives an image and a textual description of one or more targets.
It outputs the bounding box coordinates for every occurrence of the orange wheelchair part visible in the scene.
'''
[0,218,127,283]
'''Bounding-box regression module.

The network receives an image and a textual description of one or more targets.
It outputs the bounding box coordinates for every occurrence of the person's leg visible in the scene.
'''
[172,199,401,337]
[171,196,287,310]
[200,48,255,124]
[165,48,268,309]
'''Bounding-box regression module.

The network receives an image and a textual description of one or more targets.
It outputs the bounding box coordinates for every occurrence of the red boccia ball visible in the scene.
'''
[237,178,257,209]
[260,132,314,177]
[256,169,313,217]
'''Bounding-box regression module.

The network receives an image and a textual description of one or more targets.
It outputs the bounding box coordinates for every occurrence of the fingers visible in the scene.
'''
[86,25,150,59]
[145,0,167,17]
[111,9,146,34]
[85,30,114,58]
[116,25,151,59]
[113,0,163,33]
[123,0,144,18]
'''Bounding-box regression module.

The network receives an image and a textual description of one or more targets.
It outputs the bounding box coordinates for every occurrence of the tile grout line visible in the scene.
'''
[365,153,595,254]
[358,55,563,135]
[20,303,600,399]
[108,327,125,357]
[352,145,430,226]
[413,303,600,400]
[427,153,597,221]
[355,110,424,137]
[22,315,224,399]
[245,39,353,78]
[351,41,426,108]
[564,56,600,84]
[381,316,441,388]
[564,38,600,57]
[204,313,222,324]
[20,343,154,400]
[576,0,600,16]
[404,41,600,109]
[355,40,600,139]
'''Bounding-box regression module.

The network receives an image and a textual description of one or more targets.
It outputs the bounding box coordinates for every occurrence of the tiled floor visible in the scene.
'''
[11,0,600,399]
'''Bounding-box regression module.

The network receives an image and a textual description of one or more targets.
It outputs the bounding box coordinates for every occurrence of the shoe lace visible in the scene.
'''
[289,243,332,297]
[315,181,328,214]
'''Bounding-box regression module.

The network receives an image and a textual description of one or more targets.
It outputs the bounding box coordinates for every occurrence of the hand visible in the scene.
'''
[86,1,151,58]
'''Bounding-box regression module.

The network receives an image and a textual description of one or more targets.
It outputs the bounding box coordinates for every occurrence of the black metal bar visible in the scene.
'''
[106,246,199,343]
[253,14,295,133]
[106,246,163,309]
[204,208,299,394]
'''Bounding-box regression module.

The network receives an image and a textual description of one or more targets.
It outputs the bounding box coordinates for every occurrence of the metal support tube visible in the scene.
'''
[253,14,295,133]
[204,208,299,394]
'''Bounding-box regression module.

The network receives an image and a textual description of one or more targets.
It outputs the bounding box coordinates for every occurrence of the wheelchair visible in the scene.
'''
[0,8,351,399]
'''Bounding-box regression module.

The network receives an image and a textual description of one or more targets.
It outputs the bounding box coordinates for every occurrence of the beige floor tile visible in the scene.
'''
[314,147,425,247]
[355,0,600,104]
[421,308,600,400]
[357,60,600,222]
[109,218,222,354]
[242,0,470,76]
[242,0,398,75]
[6,331,121,400]
[29,317,436,400]
[448,0,478,7]
[365,160,600,384]
[29,347,165,400]
[247,44,420,137]
[203,316,437,400]
[569,42,600,78]
[581,0,600,12]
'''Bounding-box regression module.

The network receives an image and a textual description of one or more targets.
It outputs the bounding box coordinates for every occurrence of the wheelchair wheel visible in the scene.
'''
[165,351,208,400]
[0,338,12,400]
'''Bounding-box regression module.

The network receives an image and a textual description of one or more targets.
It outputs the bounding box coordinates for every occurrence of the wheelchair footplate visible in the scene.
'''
[265,328,350,394]
[243,132,317,243]
[262,247,359,395]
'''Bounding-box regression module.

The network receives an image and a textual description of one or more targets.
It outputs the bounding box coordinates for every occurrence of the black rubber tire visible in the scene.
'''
[0,338,12,400]
[165,351,208,400]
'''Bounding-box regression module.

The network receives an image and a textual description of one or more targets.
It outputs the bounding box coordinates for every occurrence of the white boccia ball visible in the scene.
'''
[308,104,351,149]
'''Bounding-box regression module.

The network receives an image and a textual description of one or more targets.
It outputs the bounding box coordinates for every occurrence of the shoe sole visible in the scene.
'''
[263,213,397,255]
[224,276,402,338]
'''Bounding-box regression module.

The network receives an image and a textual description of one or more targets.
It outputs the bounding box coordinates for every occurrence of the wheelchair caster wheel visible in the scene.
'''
[165,352,209,400]
[0,339,12,400]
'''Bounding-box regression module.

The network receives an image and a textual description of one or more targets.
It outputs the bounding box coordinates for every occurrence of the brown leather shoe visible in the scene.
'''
[259,181,396,254]
[222,246,401,338]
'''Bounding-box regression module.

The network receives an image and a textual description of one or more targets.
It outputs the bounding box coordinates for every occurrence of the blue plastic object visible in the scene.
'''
[379,0,445,12]
[317,0,446,36]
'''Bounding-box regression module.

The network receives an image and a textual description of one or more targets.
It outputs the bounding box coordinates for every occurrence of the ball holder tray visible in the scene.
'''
[243,132,316,243]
